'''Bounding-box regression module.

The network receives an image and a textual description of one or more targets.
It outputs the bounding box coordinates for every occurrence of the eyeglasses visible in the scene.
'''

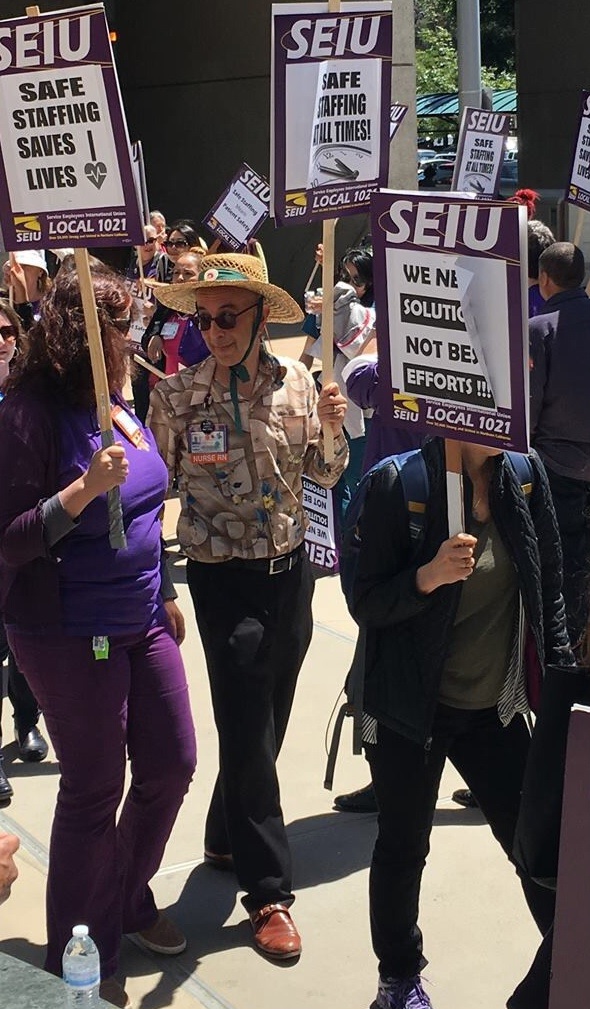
[167,239,189,249]
[195,302,259,331]
[110,317,132,334]
[144,237,157,245]
[0,325,17,340]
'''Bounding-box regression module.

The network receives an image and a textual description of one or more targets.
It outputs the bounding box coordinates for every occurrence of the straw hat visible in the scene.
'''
[148,253,303,324]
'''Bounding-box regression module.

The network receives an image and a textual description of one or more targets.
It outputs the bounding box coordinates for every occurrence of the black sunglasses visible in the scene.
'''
[144,237,157,245]
[110,317,132,334]
[167,239,189,249]
[195,302,260,332]
[0,325,17,340]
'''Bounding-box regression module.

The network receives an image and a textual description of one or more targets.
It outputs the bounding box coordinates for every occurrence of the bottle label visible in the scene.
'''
[65,975,100,989]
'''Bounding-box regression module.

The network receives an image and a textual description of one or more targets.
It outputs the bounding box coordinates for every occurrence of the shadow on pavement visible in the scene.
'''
[0,936,46,969]
[2,742,59,776]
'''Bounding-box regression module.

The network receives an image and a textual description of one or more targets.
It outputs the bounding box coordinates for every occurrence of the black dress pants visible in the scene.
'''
[187,552,314,912]
[365,704,555,981]
[0,619,40,746]
[507,926,553,1009]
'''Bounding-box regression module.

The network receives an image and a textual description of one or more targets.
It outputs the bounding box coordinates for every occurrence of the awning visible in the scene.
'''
[416,90,517,117]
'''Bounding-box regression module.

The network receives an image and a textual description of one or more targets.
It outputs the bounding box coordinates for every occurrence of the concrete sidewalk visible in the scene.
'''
[0,338,540,1008]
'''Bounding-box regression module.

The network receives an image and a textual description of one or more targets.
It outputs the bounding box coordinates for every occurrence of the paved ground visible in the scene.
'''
[0,335,540,1009]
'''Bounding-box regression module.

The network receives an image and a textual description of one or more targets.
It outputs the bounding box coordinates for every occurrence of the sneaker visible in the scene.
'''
[370,975,433,1009]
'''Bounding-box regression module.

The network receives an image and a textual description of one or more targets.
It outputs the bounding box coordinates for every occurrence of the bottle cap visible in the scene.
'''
[72,925,89,937]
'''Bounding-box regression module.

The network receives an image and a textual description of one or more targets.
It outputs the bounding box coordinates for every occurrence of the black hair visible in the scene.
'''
[341,243,374,306]
[539,242,585,290]
[167,219,199,245]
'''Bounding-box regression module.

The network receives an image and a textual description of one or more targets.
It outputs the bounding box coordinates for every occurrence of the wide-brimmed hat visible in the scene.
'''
[148,253,303,324]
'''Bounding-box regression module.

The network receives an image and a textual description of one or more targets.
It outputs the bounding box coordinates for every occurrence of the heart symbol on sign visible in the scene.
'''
[84,161,108,189]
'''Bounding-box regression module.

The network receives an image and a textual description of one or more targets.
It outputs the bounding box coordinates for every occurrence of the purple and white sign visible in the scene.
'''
[566,91,590,211]
[302,476,339,575]
[452,108,511,198]
[371,191,529,451]
[203,163,270,252]
[131,140,150,225]
[389,103,408,141]
[0,5,143,250]
[270,2,392,227]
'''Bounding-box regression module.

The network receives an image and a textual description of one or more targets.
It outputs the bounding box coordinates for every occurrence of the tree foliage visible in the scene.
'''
[414,0,516,95]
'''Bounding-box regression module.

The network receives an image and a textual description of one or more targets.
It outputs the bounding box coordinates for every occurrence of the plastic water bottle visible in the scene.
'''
[62,924,100,1006]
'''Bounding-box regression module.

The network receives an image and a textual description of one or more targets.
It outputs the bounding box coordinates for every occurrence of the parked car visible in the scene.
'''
[432,152,456,185]
[417,150,438,187]
[498,157,518,197]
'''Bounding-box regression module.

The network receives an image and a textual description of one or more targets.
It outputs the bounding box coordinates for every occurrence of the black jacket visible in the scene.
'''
[530,287,590,481]
[351,440,573,746]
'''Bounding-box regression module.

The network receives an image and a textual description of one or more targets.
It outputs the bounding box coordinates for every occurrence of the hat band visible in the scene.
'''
[199,267,252,283]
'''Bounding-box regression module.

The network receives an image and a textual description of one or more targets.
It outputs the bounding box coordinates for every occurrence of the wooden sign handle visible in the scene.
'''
[136,247,146,298]
[574,207,585,247]
[74,248,127,550]
[445,439,465,536]
[304,260,320,294]
[321,217,337,463]
[7,252,16,307]
[133,353,166,380]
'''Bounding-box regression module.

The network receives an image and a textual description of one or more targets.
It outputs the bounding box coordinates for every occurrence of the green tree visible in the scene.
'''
[414,0,516,94]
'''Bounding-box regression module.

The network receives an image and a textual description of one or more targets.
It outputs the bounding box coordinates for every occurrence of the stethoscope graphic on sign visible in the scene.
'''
[317,157,359,181]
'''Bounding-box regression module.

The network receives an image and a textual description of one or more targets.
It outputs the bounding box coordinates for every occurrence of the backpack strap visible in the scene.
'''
[505,451,534,498]
[396,449,430,543]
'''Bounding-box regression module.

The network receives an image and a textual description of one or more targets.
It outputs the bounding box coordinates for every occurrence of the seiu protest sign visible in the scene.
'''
[270,2,392,226]
[371,191,530,452]
[204,163,270,252]
[566,91,590,211]
[0,5,143,249]
[452,107,511,198]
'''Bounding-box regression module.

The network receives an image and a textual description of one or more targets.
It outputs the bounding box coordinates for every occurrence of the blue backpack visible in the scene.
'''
[339,448,534,618]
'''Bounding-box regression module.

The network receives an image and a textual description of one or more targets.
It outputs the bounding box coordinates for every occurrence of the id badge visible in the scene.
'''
[188,422,229,464]
[161,320,180,340]
[111,405,149,450]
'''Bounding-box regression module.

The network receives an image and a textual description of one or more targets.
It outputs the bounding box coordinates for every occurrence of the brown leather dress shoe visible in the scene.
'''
[249,903,301,959]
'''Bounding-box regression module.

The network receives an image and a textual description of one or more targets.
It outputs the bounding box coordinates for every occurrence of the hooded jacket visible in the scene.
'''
[351,439,574,745]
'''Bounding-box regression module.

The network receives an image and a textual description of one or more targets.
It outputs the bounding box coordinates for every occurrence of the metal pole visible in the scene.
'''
[457,0,482,115]
[388,0,417,189]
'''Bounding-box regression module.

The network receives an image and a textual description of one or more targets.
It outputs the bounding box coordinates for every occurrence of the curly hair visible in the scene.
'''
[5,269,132,408]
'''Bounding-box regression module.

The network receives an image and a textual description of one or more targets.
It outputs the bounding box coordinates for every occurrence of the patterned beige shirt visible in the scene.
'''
[148,354,348,563]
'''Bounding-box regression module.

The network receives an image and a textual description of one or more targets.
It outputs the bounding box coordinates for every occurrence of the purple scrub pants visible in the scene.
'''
[9,617,196,979]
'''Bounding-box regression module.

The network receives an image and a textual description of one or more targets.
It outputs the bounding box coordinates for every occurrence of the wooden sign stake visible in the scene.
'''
[445,439,465,536]
[317,0,344,464]
[133,353,166,380]
[304,260,320,294]
[573,206,585,248]
[22,5,125,549]
[74,248,127,549]
[7,252,16,307]
[321,217,337,462]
